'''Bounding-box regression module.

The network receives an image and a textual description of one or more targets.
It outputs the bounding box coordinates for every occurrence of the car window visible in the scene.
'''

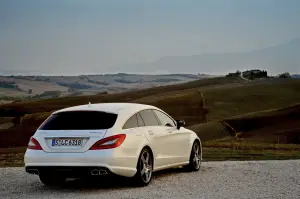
[39,111,117,130]
[123,114,138,129]
[153,110,176,127]
[137,113,145,127]
[139,109,160,126]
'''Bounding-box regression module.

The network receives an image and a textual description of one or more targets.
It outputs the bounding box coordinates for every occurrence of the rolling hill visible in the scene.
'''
[1,76,300,165]
[292,74,300,78]
[0,76,300,148]
[0,74,208,103]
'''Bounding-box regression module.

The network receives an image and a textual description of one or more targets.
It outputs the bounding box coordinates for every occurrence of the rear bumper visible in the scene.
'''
[24,149,137,177]
[25,166,112,177]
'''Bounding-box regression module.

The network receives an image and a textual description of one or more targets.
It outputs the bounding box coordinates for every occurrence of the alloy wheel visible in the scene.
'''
[140,150,152,183]
[192,142,201,170]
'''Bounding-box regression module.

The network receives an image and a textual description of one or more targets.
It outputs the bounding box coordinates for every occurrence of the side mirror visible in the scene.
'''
[176,120,185,130]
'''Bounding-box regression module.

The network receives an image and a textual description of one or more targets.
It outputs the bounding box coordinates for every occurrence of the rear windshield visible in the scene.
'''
[39,111,118,130]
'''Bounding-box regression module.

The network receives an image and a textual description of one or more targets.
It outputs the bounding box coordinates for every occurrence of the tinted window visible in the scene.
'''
[139,109,160,126]
[137,113,145,127]
[123,114,138,129]
[39,111,117,130]
[153,110,176,127]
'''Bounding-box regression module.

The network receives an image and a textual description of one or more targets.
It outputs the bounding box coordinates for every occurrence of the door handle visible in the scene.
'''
[148,130,154,135]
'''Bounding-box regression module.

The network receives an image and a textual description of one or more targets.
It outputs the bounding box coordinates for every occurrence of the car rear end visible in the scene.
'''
[24,110,135,179]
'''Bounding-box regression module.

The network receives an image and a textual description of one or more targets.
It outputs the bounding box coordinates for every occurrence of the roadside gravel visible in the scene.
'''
[0,160,299,199]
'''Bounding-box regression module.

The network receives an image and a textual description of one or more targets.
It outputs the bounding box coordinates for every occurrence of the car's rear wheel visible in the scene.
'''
[39,172,66,187]
[186,140,202,171]
[133,147,153,186]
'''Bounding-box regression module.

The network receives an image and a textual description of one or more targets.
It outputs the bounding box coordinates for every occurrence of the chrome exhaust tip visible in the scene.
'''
[91,169,99,176]
[90,169,108,176]
[98,169,108,175]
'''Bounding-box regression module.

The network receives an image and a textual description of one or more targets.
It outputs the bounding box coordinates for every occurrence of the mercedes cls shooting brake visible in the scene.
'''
[24,103,202,186]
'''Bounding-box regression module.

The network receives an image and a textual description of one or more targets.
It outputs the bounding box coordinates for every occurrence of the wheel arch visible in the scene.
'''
[189,136,202,160]
[136,145,155,169]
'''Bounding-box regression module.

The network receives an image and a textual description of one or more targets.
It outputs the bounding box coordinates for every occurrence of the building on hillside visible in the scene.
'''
[242,69,268,79]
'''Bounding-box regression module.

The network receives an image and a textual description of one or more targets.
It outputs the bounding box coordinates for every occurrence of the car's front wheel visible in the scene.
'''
[39,173,66,187]
[133,147,153,186]
[186,140,202,171]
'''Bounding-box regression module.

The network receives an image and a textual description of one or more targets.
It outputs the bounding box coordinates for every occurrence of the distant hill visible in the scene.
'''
[292,74,300,78]
[134,38,300,74]
[0,74,209,102]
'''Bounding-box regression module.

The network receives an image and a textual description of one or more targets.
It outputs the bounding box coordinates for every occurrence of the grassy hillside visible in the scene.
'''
[0,76,241,115]
[203,79,300,120]
[1,77,300,165]
[1,77,300,146]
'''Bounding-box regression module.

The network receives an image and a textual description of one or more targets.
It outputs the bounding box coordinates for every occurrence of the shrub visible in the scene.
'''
[57,82,92,89]
[278,72,291,78]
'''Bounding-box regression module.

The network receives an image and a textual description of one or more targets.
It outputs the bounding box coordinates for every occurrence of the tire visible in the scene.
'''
[186,140,202,171]
[39,173,66,187]
[133,147,153,187]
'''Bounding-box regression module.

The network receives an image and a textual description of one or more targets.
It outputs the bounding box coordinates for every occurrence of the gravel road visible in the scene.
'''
[1,160,300,199]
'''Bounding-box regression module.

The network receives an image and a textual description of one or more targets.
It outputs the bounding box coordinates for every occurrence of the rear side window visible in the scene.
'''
[123,113,145,129]
[123,114,138,129]
[137,113,145,127]
[39,111,117,130]
[139,109,160,126]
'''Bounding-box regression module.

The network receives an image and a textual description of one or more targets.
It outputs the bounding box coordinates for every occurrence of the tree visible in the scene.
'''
[278,72,291,78]
[28,89,32,94]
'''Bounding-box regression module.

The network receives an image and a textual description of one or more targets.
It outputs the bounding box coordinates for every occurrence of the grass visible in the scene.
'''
[202,140,300,151]
[187,121,234,141]
[1,77,300,166]
[0,77,241,113]
[203,147,300,161]
[203,79,300,120]
[0,148,26,167]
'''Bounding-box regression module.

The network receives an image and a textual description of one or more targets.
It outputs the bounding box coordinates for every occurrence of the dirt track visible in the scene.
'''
[1,160,300,199]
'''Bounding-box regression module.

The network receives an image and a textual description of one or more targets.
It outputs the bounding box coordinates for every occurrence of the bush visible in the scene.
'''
[57,82,92,89]
[226,70,241,77]
[0,81,20,90]
[278,72,291,78]
[32,91,61,99]
[147,78,180,83]
[87,79,109,85]
[115,79,136,84]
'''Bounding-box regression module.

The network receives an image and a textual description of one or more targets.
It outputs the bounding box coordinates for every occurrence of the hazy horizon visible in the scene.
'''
[1,0,300,75]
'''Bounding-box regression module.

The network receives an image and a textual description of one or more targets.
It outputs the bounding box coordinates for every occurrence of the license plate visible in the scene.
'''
[52,139,83,146]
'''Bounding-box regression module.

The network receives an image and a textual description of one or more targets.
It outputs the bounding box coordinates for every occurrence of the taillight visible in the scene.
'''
[89,134,126,150]
[28,137,43,150]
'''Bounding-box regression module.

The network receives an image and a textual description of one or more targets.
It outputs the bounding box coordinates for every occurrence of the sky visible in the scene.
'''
[1,0,300,75]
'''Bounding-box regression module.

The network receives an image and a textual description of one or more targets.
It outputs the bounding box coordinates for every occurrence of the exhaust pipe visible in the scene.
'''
[99,169,108,175]
[91,169,99,176]
[90,169,108,176]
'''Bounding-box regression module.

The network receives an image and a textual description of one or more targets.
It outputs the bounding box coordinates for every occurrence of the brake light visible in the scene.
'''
[89,134,126,150]
[28,137,43,150]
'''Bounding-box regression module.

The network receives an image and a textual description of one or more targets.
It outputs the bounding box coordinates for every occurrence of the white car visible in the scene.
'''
[24,103,202,186]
